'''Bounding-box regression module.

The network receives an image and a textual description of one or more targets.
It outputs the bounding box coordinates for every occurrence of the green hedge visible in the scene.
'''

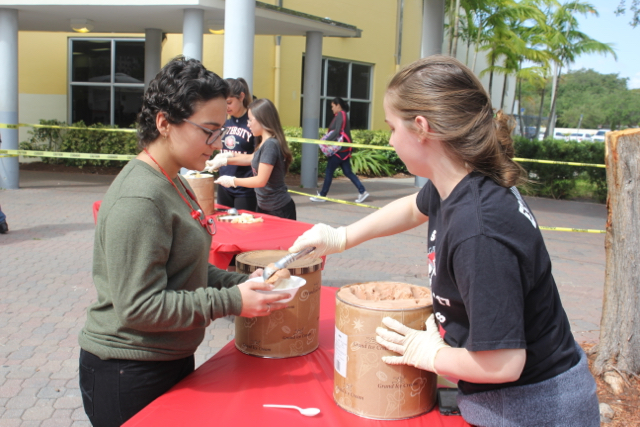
[20,119,138,168]
[20,121,605,202]
[284,127,402,177]
[513,136,606,202]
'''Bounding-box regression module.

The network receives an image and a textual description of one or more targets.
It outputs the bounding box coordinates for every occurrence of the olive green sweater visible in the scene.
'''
[79,159,246,361]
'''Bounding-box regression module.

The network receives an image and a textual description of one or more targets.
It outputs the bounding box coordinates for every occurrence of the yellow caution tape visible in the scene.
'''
[0,149,134,161]
[288,136,395,151]
[0,123,136,133]
[287,189,381,209]
[539,226,605,234]
[1,123,606,167]
[513,157,606,168]
[288,189,606,233]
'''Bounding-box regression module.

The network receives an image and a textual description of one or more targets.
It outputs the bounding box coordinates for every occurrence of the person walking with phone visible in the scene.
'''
[310,97,369,204]
[289,56,599,426]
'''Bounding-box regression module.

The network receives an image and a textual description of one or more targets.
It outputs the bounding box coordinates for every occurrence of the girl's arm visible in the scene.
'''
[226,152,254,166]
[435,347,526,384]
[233,162,274,188]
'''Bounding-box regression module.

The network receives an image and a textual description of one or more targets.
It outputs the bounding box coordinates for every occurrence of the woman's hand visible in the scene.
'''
[288,223,347,257]
[238,279,290,317]
[215,175,236,188]
[249,268,263,279]
[376,314,450,373]
[205,152,233,172]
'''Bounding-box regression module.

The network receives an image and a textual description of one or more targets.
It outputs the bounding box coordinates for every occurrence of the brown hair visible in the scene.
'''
[137,56,229,149]
[386,55,525,188]
[225,77,252,109]
[248,98,293,171]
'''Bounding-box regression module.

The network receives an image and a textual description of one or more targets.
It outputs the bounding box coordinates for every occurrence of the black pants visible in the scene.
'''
[216,185,257,211]
[256,198,297,220]
[79,349,194,427]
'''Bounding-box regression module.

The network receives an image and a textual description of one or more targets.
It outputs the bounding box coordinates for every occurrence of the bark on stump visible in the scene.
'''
[594,129,640,393]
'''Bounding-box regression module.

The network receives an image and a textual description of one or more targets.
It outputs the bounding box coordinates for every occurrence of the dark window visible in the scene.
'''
[71,86,110,125]
[300,57,372,130]
[69,38,145,127]
[72,40,111,82]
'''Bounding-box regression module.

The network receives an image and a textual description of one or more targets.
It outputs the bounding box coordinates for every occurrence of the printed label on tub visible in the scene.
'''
[334,326,348,378]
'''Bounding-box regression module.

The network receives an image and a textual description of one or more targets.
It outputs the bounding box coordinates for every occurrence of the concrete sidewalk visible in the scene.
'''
[0,170,606,426]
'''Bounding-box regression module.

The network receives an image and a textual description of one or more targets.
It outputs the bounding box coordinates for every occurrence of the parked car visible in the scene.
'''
[524,126,537,139]
[592,129,610,142]
[553,131,566,140]
[567,132,591,142]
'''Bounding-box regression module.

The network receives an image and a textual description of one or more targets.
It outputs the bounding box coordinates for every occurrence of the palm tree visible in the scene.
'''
[476,0,547,107]
[542,1,617,138]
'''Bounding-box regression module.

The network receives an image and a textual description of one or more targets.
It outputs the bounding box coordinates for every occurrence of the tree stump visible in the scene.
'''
[594,129,640,389]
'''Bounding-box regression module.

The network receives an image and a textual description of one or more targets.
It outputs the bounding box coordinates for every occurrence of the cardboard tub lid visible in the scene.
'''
[337,282,432,310]
[236,250,322,275]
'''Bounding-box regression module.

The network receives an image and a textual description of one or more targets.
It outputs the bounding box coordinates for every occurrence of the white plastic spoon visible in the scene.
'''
[263,404,320,416]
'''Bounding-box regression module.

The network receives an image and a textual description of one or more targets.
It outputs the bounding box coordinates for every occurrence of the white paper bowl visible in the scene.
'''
[254,275,306,303]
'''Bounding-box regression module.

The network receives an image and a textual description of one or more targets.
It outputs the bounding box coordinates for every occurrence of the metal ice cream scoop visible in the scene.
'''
[262,247,316,282]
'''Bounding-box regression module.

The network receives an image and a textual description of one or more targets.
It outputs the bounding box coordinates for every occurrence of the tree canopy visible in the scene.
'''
[554,69,640,129]
[616,0,640,27]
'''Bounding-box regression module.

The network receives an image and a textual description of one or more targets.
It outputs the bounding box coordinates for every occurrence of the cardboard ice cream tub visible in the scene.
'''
[182,173,215,216]
[334,282,437,420]
[234,250,322,358]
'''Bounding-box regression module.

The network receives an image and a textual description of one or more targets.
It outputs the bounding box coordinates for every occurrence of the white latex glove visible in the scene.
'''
[205,152,234,172]
[375,314,449,374]
[215,175,236,188]
[288,223,347,257]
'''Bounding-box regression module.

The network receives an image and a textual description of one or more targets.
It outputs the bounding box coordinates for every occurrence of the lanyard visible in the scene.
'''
[143,148,216,235]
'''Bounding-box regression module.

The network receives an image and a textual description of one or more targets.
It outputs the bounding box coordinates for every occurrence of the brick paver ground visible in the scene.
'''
[0,170,606,425]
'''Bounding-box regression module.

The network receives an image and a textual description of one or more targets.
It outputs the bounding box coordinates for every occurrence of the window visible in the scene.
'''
[301,57,373,130]
[69,38,145,128]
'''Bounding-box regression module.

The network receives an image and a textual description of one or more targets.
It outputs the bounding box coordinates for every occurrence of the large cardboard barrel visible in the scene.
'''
[334,282,437,420]
[234,250,322,358]
[183,174,215,216]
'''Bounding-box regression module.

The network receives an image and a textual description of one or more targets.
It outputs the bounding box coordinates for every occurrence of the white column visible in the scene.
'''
[415,0,444,188]
[0,8,19,190]
[144,28,163,90]
[183,9,204,61]
[421,0,444,58]
[223,0,255,90]
[300,31,323,189]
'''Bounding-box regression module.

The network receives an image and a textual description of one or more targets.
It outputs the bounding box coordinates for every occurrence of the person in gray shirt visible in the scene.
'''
[216,98,296,220]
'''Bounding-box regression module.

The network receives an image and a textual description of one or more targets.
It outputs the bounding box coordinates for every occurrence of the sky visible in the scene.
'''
[568,0,640,89]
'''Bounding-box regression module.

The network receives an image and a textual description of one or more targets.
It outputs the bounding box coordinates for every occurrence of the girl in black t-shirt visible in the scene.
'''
[289,56,599,426]
[207,77,257,211]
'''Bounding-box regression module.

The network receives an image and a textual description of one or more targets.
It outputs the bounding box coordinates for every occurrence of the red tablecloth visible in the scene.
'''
[93,201,314,270]
[207,209,315,269]
[124,287,470,427]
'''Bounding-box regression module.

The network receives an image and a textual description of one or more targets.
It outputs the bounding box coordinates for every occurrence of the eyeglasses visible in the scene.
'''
[184,119,226,146]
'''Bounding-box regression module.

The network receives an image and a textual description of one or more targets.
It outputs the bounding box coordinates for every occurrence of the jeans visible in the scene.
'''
[256,198,297,220]
[320,154,365,196]
[0,205,5,223]
[79,349,194,427]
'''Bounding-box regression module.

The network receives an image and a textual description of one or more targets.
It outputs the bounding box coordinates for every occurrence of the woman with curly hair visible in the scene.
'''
[78,57,289,427]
